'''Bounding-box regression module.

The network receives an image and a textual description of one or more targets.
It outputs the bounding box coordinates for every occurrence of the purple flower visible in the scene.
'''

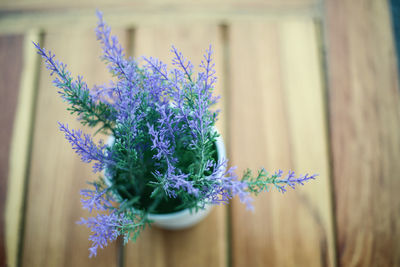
[148,123,199,198]
[78,208,147,257]
[148,123,175,163]
[58,123,111,172]
[273,170,317,193]
[95,10,127,78]
[202,161,254,211]
[153,170,199,198]
[198,45,217,92]
[78,212,123,257]
[80,184,113,213]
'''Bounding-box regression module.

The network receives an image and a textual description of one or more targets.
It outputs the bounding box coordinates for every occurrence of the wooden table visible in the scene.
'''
[1,0,399,266]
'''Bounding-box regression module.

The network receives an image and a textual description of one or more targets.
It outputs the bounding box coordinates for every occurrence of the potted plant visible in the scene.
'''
[34,11,317,257]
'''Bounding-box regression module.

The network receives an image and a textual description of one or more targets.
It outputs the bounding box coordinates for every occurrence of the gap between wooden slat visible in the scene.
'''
[315,15,339,267]
[5,29,42,267]
[218,22,233,267]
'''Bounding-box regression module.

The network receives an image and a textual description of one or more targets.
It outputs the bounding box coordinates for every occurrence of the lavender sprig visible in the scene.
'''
[243,169,318,194]
[58,123,112,172]
[80,184,113,213]
[79,182,149,257]
[33,42,116,133]
[95,10,127,79]
[204,162,254,211]
[78,210,147,258]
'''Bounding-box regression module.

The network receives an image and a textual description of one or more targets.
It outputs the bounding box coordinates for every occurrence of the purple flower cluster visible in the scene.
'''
[58,123,112,172]
[80,184,113,213]
[142,45,222,199]
[78,184,120,257]
[273,170,317,193]
[33,42,117,128]
[34,10,317,257]
[203,162,254,211]
[78,214,119,258]
[79,183,147,257]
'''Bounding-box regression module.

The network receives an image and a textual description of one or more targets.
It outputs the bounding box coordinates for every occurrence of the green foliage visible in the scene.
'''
[241,168,284,194]
[64,84,116,134]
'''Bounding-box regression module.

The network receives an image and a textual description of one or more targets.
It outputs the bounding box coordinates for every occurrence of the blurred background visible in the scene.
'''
[1,0,399,266]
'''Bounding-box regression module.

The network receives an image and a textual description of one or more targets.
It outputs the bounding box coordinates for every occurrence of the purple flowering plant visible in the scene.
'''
[34,11,317,257]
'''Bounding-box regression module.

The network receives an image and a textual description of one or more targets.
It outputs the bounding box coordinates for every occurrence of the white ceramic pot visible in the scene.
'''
[147,204,213,230]
[105,128,226,230]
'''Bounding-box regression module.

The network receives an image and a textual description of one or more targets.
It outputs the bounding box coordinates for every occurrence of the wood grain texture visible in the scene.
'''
[0,0,318,12]
[0,7,322,36]
[229,20,335,267]
[123,23,227,267]
[326,0,400,266]
[5,30,40,267]
[0,34,24,267]
[21,28,127,267]
[3,0,398,265]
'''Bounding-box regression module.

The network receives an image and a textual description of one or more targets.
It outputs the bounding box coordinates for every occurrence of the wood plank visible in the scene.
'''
[0,7,322,35]
[5,30,40,267]
[21,27,127,267]
[0,0,318,12]
[124,23,227,267]
[229,20,335,267]
[326,0,400,265]
[0,34,24,267]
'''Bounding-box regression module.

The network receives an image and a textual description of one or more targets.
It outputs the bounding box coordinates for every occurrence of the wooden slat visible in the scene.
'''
[229,20,335,267]
[124,23,227,267]
[0,0,318,12]
[0,8,322,36]
[0,34,24,267]
[5,30,40,267]
[21,27,127,267]
[326,0,400,265]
